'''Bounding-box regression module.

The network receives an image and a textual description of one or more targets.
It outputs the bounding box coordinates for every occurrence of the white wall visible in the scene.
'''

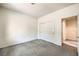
[38,4,79,46]
[0,7,37,48]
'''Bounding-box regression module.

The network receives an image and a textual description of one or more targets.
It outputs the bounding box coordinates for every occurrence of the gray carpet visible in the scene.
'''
[0,39,76,56]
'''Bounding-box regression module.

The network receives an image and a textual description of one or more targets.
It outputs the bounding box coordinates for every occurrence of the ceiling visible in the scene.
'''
[1,3,74,18]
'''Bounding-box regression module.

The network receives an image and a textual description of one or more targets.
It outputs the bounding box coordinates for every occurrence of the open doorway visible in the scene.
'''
[62,16,78,55]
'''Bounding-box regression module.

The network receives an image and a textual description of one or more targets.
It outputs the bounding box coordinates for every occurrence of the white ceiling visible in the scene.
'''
[1,3,74,18]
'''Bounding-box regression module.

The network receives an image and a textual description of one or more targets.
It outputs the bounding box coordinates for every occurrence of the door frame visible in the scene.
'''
[61,16,78,46]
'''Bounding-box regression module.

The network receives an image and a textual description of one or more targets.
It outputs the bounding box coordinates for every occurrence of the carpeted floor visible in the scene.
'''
[0,39,77,56]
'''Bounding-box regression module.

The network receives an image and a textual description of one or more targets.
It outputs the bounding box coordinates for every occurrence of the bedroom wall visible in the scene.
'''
[0,7,37,48]
[38,4,79,46]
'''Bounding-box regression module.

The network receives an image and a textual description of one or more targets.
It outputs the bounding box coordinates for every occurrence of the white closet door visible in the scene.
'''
[39,22,55,34]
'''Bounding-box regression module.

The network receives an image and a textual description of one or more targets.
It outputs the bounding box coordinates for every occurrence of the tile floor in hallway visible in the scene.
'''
[0,39,77,56]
